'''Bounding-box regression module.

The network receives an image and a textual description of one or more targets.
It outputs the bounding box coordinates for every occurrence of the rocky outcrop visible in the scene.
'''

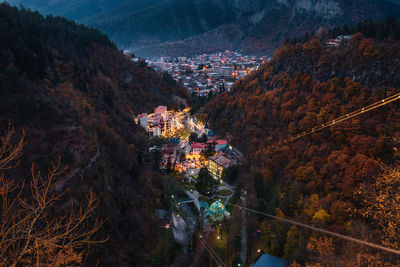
[8,0,400,56]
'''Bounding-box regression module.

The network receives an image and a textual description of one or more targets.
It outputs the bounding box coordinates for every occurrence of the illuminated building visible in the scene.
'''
[208,153,234,178]
[209,201,229,221]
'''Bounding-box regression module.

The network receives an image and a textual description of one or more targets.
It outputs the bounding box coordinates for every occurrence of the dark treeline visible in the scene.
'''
[0,2,114,80]
[285,17,400,44]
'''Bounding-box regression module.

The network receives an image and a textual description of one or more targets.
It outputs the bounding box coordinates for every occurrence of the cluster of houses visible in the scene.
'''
[325,35,352,48]
[136,106,188,137]
[148,50,267,96]
[136,105,242,181]
[160,135,238,179]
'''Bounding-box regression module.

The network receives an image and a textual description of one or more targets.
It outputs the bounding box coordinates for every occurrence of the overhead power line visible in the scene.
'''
[174,196,226,267]
[194,229,226,267]
[264,91,400,149]
[171,178,400,258]
[229,203,400,256]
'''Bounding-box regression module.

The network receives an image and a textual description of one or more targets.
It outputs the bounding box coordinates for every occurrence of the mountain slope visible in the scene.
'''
[204,33,400,263]
[86,0,239,48]
[130,0,400,56]
[0,3,188,265]
[9,0,400,57]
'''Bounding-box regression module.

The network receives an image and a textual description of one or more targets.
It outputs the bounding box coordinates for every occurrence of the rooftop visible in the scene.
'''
[253,253,286,267]
[207,139,227,146]
[210,154,233,169]
[155,105,168,114]
[209,201,225,214]
[191,142,207,149]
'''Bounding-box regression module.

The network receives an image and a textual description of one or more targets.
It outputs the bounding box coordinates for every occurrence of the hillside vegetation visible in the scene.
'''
[0,3,188,265]
[205,32,400,264]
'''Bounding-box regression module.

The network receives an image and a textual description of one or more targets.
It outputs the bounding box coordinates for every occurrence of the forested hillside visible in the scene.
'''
[205,32,400,264]
[0,3,188,265]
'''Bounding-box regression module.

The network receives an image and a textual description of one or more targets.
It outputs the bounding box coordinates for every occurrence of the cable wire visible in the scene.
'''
[228,203,400,256]
[172,187,226,267]
[262,91,400,150]
[167,92,400,258]
[177,209,226,267]
[171,180,400,257]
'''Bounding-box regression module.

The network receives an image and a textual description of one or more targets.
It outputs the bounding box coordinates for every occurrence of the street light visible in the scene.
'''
[257,249,261,253]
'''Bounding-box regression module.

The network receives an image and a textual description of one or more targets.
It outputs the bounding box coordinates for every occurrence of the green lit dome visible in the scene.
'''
[209,201,227,221]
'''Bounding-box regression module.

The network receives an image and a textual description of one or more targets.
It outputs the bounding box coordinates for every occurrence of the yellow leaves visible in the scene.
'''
[304,195,320,217]
[355,164,400,249]
[275,208,286,218]
[312,209,331,223]
[310,194,319,202]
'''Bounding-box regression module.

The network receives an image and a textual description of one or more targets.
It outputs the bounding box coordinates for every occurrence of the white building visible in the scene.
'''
[137,113,148,129]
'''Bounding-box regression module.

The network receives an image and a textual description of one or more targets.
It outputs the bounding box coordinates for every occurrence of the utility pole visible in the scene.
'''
[240,191,247,264]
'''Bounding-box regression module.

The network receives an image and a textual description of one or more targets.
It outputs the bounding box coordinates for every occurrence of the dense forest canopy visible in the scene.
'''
[0,3,188,265]
[205,29,400,264]
[287,17,400,44]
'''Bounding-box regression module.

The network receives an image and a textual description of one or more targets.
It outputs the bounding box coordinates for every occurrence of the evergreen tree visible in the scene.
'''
[189,132,198,143]
[203,141,216,158]
[166,158,172,173]
[195,168,217,196]
[342,23,350,35]
[223,165,238,183]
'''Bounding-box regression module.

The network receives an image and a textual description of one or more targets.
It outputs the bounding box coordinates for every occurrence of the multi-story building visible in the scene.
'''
[206,139,228,151]
[161,143,178,164]
[191,142,207,155]
[137,113,148,129]
[208,153,234,178]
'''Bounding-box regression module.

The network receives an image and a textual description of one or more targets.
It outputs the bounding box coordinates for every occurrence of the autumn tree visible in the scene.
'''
[355,164,400,253]
[0,126,105,266]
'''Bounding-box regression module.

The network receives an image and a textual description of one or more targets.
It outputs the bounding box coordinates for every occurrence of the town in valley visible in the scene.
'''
[147,50,269,96]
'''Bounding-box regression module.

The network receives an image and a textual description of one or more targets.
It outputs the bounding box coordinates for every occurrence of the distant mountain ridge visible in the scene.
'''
[7,0,400,57]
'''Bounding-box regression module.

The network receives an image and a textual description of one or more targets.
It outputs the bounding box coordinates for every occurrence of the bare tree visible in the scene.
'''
[0,125,106,266]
